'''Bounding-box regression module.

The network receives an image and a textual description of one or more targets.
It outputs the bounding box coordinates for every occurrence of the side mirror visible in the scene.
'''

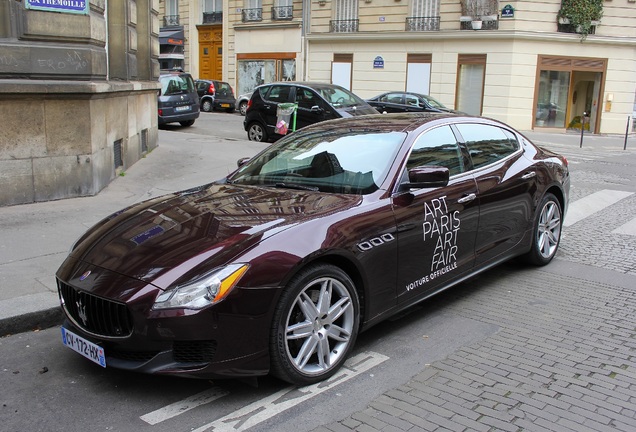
[237,157,250,168]
[402,166,449,189]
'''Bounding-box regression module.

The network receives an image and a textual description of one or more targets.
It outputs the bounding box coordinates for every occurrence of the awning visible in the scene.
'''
[159,28,184,46]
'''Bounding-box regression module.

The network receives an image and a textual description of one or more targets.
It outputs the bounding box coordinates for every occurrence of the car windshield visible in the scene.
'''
[228,130,406,194]
[422,95,446,109]
[160,74,195,95]
[317,87,367,109]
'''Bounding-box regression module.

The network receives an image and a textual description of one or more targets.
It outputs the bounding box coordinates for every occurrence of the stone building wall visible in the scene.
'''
[0,0,160,206]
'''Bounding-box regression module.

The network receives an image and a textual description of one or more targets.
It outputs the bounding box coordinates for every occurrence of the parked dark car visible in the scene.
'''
[57,112,569,385]
[195,79,236,113]
[158,71,200,127]
[235,91,252,116]
[244,82,379,142]
[367,91,462,114]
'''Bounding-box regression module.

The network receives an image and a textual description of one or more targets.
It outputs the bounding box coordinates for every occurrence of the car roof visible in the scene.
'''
[296,112,464,135]
[257,81,346,90]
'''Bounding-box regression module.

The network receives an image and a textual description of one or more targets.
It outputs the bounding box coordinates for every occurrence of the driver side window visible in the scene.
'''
[408,126,466,176]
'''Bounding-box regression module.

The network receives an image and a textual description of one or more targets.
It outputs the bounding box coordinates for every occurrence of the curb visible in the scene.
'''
[0,307,63,337]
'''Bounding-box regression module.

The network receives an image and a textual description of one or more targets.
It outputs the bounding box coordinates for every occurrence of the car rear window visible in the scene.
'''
[160,74,195,96]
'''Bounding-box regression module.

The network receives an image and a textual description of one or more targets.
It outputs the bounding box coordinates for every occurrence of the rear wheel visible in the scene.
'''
[524,193,562,266]
[270,264,360,385]
[201,99,213,112]
[247,122,268,142]
[179,120,195,127]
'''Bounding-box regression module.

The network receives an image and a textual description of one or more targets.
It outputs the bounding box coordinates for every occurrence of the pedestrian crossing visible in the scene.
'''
[564,190,634,227]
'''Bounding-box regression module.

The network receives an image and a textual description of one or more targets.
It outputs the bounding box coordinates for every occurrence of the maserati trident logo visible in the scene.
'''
[76,298,89,327]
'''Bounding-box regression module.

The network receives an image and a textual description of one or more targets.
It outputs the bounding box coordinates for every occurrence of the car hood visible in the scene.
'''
[68,183,361,289]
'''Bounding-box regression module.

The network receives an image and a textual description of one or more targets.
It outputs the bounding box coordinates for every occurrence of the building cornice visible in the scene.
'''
[305,30,636,46]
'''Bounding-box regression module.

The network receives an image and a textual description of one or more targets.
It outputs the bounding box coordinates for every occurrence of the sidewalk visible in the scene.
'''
[0,127,633,336]
[0,130,266,336]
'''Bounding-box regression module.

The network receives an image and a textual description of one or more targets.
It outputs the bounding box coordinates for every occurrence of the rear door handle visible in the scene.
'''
[522,171,536,180]
[458,193,476,204]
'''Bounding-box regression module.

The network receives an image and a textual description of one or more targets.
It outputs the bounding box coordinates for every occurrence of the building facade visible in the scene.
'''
[0,0,160,207]
[215,0,635,135]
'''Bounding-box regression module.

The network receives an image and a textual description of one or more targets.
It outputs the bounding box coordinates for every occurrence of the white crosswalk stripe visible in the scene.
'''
[564,189,634,227]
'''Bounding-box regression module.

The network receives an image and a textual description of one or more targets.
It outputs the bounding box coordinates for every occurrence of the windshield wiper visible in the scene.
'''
[274,182,319,192]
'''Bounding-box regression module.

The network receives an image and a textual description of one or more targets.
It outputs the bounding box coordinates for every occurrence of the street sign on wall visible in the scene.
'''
[25,0,89,15]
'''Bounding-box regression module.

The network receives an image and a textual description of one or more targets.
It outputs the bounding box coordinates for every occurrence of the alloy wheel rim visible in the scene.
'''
[284,277,354,376]
[537,201,561,259]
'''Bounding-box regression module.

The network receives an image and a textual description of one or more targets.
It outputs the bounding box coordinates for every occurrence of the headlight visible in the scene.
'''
[153,263,249,310]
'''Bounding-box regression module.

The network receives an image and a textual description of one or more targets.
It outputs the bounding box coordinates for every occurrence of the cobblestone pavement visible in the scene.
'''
[312,143,636,432]
[314,265,636,432]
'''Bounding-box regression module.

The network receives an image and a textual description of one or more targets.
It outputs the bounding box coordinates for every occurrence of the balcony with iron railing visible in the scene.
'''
[272,6,293,20]
[202,11,223,24]
[242,8,263,22]
[406,16,440,31]
[330,19,359,33]
[163,15,180,27]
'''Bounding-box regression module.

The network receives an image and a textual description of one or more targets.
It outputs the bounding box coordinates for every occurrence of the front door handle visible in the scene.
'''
[522,171,536,180]
[458,193,476,204]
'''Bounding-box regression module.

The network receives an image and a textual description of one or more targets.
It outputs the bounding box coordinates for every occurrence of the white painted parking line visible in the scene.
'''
[564,190,634,227]
[191,351,389,432]
[140,386,229,425]
[612,217,636,236]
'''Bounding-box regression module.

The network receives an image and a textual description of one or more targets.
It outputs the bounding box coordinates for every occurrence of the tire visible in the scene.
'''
[524,193,562,266]
[247,122,268,142]
[239,101,248,116]
[201,99,213,112]
[270,264,360,385]
[179,120,195,127]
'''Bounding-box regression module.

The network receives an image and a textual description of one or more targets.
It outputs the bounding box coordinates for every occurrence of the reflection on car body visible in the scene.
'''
[56,113,569,386]
[367,91,463,115]
[243,82,378,142]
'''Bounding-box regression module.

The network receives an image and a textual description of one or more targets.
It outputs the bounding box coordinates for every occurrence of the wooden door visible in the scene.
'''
[198,27,223,80]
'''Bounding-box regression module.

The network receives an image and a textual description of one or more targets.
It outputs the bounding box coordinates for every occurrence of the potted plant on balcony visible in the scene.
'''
[557,0,603,40]
[461,0,498,30]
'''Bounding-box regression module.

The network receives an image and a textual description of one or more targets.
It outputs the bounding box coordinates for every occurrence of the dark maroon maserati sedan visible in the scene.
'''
[57,113,569,385]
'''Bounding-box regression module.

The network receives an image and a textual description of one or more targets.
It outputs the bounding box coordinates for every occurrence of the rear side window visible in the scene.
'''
[263,85,293,103]
[455,123,520,169]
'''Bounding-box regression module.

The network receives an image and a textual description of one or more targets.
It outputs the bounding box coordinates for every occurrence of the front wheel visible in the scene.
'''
[270,264,360,385]
[247,122,268,142]
[524,193,562,266]
[239,101,248,116]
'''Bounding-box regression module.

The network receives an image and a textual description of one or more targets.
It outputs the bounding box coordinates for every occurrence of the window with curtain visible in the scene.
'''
[410,0,439,19]
[456,54,486,116]
[332,0,358,32]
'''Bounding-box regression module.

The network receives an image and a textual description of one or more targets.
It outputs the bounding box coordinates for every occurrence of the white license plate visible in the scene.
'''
[175,106,190,112]
[61,327,106,368]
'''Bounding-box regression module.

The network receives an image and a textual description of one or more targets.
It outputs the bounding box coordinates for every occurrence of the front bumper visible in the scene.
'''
[56,268,279,379]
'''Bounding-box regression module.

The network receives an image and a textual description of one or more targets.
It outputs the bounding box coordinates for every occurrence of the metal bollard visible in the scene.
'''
[579,111,586,148]
[625,115,630,151]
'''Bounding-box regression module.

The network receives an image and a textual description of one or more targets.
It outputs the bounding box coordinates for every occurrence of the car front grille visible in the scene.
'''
[173,340,217,363]
[59,281,134,338]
